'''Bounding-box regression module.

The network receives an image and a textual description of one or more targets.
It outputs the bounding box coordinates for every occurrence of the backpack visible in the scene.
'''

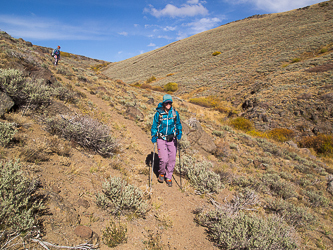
[51,50,55,56]
[157,108,178,138]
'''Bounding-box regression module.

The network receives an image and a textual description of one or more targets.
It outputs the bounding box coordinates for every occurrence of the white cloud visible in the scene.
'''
[186,17,221,33]
[144,2,208,18]
[0,15,106,40]
[118,31,128,36]
[163,26,177,31]
[223,0,323,12]
[148,43,156,47]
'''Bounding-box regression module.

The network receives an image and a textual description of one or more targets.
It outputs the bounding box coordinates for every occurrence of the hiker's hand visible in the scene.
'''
[151,136,157,143]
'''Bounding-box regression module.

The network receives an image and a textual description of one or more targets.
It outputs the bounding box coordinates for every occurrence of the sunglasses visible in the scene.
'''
[164,102,172,105]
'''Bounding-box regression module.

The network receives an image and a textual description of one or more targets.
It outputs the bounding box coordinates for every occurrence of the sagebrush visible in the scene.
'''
[96,176,148,216]
[0,160,44,247]
[45,115,119,157]
[0,122,17,146]
[175,155,223,193]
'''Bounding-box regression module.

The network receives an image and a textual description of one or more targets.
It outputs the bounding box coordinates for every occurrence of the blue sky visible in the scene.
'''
[0,0,324,62]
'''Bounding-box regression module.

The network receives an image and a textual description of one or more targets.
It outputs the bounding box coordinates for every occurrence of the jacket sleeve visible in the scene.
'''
[175,111,182,137]
[151,112,160,137]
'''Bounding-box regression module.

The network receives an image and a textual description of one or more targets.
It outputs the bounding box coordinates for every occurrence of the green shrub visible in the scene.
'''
[196,211,299,249]
[291,58,301,63]
[261,173,297,199]
[102,219,127,247]
[45,115,119,157]
[96,177,148,216]
[146,76,156,83]
[53,86,77,103]
[164,82,178,92]
[265,198,317,229]
[0,69,53,109]
[268,128,295,142]
[175,155,223,193]
[298,134,333,156]
[229,117,253,132]
[0,122,17,146]
[0,160,44,234]
[304,190,329,207]
[212,51,221,56]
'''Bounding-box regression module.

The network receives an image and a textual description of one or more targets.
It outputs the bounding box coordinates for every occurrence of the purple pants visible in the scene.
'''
[157,138,177,180]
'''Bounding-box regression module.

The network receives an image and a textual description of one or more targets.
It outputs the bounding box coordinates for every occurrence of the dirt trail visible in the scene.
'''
[73,85,218,249]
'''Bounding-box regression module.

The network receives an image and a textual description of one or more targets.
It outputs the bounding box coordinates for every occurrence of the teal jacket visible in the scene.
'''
[151,103,182,140]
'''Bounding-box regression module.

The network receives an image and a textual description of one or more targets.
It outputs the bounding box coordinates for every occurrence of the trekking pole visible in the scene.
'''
[150,143,156,192]
[179,143,182,190]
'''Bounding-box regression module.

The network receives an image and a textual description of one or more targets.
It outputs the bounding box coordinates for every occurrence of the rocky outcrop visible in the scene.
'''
[183,118,216,154]
[0,92,14,116]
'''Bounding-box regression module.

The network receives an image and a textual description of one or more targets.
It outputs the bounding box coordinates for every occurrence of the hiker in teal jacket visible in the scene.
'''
[151,94,182,187]
[53,46,61,65]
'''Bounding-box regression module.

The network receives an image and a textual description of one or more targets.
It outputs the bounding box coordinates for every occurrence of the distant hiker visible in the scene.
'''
[52,46,61,65]
[151,94,182,187]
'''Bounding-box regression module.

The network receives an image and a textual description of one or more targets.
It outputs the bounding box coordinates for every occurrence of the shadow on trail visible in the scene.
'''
[145,152,159,178]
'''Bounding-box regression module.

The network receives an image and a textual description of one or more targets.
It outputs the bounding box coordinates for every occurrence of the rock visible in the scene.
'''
[125,106,144,121]
[327,180,333,196]
[285,140,298,148]
[183,120,216,154]
[77,198,90,209]
[74,226,93,239]
[147,98,154,105]
[0,92,14,116]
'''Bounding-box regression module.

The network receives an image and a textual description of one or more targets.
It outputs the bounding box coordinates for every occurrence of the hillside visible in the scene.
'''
[104,1,333,137]
[1,3,333,250]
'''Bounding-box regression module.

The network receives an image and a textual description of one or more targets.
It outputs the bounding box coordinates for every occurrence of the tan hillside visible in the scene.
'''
[104,1,333,137]
[1,2,333,249]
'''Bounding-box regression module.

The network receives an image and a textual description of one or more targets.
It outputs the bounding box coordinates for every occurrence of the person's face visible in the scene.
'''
[164,102,172,110]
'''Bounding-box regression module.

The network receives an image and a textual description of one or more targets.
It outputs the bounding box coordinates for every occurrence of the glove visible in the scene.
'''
[151,136,157,143]
[177,134,182,140]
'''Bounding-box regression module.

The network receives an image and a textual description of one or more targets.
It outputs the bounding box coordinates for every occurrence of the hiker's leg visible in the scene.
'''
[165,139,177,180]
[157,139,167,176]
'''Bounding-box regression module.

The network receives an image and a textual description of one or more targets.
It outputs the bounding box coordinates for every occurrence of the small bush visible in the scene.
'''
[151,86,164,92]
[212,51,221,56]
[229,117,253,132]
[0,160,44,234]
[146,76,156,83]
[265,198,316,229]
[196,211,299,249]
[175,155,223,193]
[60,51,71,57]
[164,82,178,92]
[140,84,152,89]
[304,190,329,207]
[96,177,148,216]
[45,115,119,157]
[53,86,77,103]
[261,173,297,199]
[0,69,53,109]
[102,219,127,247]
[291,58,301,63]
[298,134,333,156]
[0,122,17,146]
[268,128,295,142]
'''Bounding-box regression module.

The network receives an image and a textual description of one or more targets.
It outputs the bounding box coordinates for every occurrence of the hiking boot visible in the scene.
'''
[158,174,165,183]
[166,178,172,187]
